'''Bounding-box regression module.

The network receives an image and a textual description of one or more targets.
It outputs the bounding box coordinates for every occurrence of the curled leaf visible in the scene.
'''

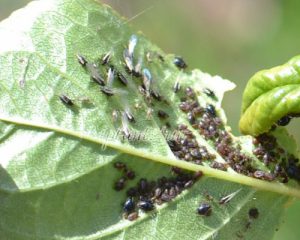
[240,55,300,135]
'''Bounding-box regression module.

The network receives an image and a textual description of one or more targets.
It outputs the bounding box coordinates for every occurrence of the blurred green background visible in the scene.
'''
[1,0,300,239]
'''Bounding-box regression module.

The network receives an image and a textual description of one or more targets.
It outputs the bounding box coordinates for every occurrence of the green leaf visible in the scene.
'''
[240,55,300,136]
[0,0,299,239]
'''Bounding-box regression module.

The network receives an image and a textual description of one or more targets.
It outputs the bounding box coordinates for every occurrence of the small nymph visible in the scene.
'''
[59,94,74,106]
[117,71,128,86]
[173,80,181,93]
[86,63,105,86]
[124,107,135,123]
[173,56,187,69]
[121,111,130,139]
[138,200,154,212]
[133,56,143,77]
[100,67,115,96]
[142,68,152,98]
[123,49,134,73]
[157,110,169,119]
[203,88,216,99]
[77,54,87,66]
[128,34,138,57]
[101,51,112,65]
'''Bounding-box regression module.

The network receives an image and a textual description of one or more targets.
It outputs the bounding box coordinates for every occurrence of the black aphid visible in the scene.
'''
[167,139,181,151]
[117,72,128,86]
[123,198,135,213]
[100,86,114,96]
[138,178,148,194]
[286,161,300,181]
[112,110,120,123]
[142,68,152,98]
[185,87,195,99]
[126,187,138,197]
[158,54,164,62]
[206,104,216,117]
[87,63,105,86]
[277,115,291,126]
[203,88,216,98]
[174,56,187,69]
[187,112,196,124]
[121,111,130,138]
[77,54,87,66]
[59,94,74,106]
[114,162,126,170]
[151,90,162,101]
[126,169,136,180]
[179,102,191,112]
[157,110,169,119]
[128,35,138,57]
[123,35,138,73]
[123,49,134,73]
[125,109,135,123]
[133,57,142,77]
[138,200,154,212]
[248,208,259,219]
[197,203,212,216]
[114,177,127,191]
[101,51,112,65]
[173,81,181,93]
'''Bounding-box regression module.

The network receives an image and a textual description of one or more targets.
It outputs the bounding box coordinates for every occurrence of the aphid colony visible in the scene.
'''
[175,86,253,173]
[69,34,300,223]
[115,162,244,221]
[168,124,216,165]
[175,84,300,182]
[114,161,202,221]
[67,34,177,139]
[252,134,300,182]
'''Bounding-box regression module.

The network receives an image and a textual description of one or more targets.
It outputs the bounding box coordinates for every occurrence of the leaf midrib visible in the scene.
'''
[1,114,300,199]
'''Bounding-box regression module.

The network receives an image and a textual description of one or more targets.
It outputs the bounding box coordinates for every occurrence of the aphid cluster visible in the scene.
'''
[73,33,299,225]
[168,124,216,165]
[252,134,300,182]
[75,35,173,139]
[121,169,202,221]
[175,85,300,182]
[177,86,254,173]
[113,161,136,191]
